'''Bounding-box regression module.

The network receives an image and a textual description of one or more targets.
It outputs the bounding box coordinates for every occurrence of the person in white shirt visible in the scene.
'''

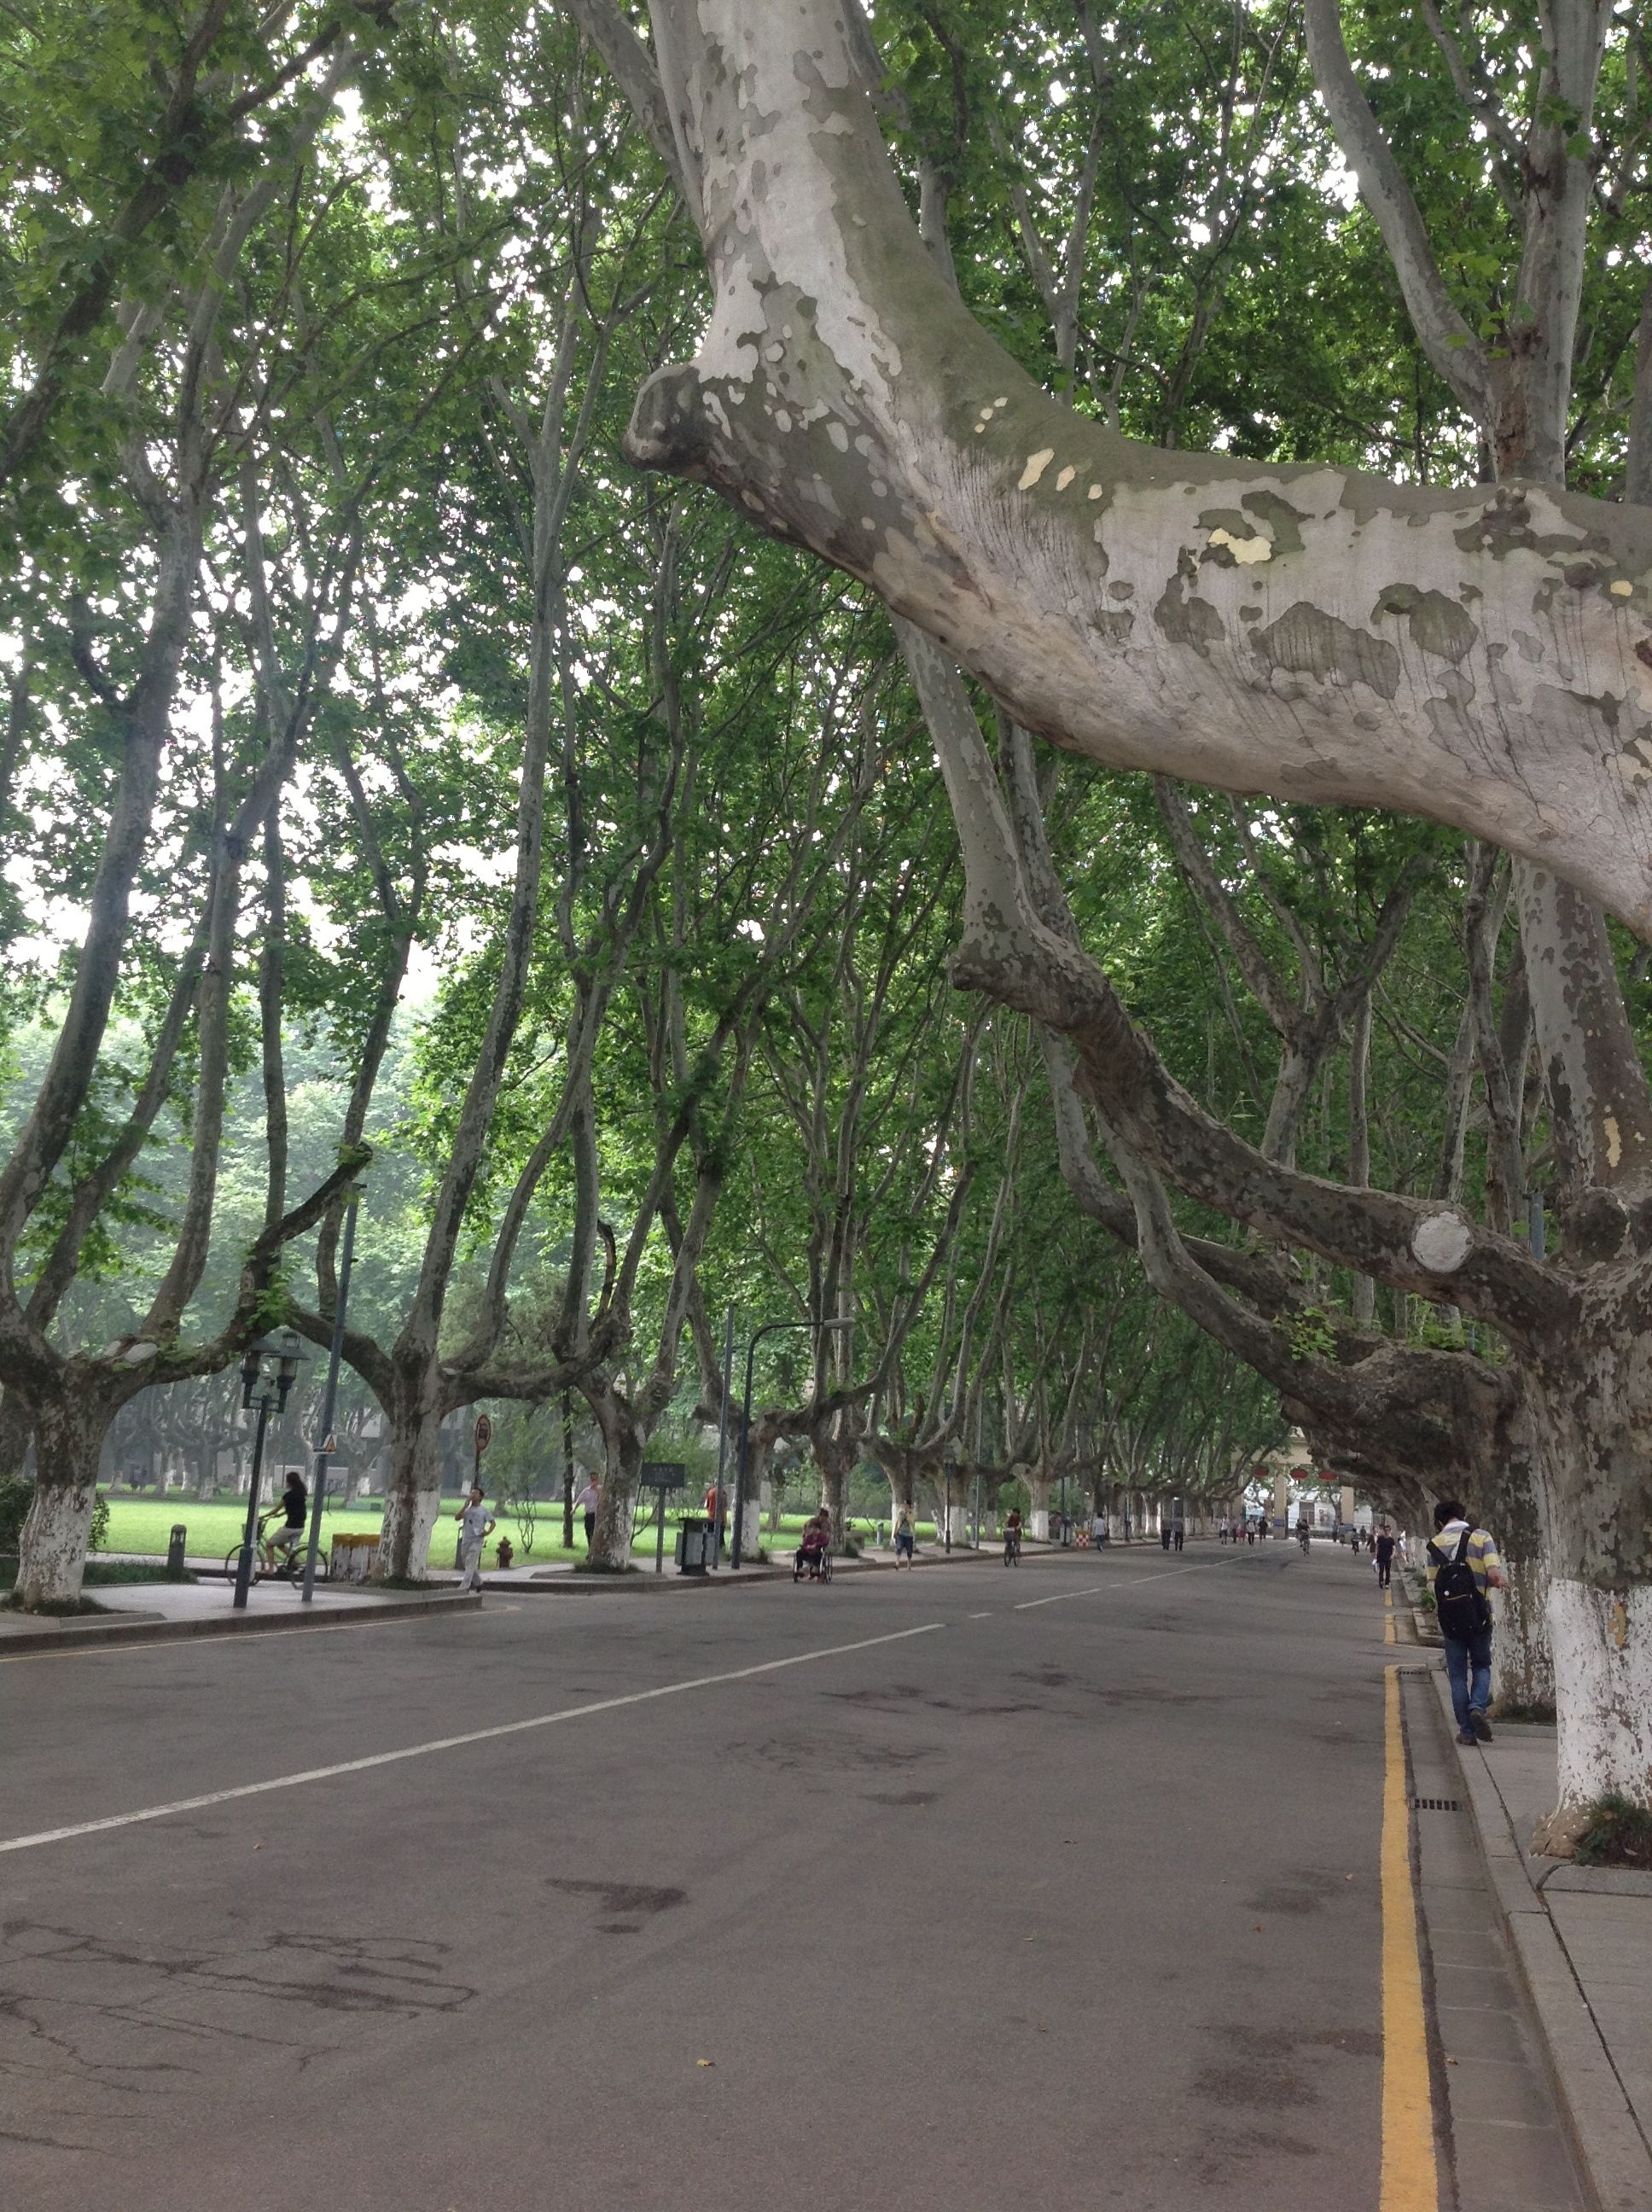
[454,1483,495,1592]
[574,1476,600,1551]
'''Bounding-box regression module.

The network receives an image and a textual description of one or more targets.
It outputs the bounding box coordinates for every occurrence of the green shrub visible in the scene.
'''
[90,1487,109,1551]
[1573,1794,1652,1870]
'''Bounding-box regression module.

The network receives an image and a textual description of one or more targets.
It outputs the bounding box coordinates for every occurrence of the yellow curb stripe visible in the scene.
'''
[1382,1666,1439,2211]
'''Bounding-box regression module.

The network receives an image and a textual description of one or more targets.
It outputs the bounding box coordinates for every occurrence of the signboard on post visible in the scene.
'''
[641,1463,688,1575]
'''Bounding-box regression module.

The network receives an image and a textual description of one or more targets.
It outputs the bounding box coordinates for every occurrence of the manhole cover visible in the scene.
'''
[1411,1796,1460,1812]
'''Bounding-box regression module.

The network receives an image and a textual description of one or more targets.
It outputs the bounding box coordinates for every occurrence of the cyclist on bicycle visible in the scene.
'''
[263,1469,308,1571]
[1296,1516,1312,1554]
[1003,1506,1023,1563]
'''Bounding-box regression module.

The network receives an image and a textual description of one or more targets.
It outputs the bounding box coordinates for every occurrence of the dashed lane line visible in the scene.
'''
[0,1621,946,1856]
[1010,1557,1241,1610]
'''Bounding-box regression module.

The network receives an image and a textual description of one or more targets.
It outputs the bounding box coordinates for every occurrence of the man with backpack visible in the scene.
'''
[1427,1498,1505,1745]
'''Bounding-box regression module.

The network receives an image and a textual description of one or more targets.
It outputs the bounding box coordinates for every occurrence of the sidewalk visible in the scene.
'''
[0,1577,481,1652]
[1430,1672,1652,2212]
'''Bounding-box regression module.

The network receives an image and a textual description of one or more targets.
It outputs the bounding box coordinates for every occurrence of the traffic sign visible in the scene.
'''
[474,1412,492,1454]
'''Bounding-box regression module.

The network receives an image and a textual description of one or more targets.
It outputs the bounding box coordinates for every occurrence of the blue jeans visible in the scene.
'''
[1442,1629,1494,1732]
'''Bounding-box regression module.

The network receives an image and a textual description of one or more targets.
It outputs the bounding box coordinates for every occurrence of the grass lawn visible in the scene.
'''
[96,1494,930,1572]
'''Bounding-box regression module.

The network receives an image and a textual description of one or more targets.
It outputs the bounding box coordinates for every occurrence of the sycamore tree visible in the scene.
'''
[572,0,1652,1817]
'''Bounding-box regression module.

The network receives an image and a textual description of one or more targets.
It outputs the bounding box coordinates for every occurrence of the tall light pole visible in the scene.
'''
[731,1316,852,1569]
[231,1330,305,1610]
[301,1194,359,1604]
[711,1306,734,1569]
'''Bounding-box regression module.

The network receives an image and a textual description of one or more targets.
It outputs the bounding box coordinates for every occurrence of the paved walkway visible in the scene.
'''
[0,1575,476,1647]
[1438,1694,1652,2208]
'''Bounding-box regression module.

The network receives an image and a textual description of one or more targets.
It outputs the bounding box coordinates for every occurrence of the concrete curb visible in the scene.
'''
[1429,1671,1652,2212]
[0,1590,483,1652]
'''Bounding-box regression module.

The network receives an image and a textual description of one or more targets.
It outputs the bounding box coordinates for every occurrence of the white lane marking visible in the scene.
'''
[967,1611,992,1619]
[0,1621,946,1855]
[1012,1559,1237,1610]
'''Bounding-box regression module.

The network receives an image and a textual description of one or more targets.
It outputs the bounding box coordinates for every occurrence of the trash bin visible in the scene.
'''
[166,1524,188,1579]
[675,1517,712,1575]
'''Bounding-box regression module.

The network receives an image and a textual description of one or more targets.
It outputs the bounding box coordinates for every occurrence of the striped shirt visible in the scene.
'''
[1429,1520,1502,1593]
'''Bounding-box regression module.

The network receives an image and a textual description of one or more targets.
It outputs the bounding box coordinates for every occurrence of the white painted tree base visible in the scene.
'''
[14,1481,96,1609]
[375,1487,439,1582]
[1550,1579,1652,1809]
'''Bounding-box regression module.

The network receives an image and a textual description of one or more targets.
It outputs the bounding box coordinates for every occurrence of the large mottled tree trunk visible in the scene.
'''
[1022,1464,1052,1541]
[1527,1286,1652,1810]
[1480,1407,1554,1714]
[586,1385,644,1569]
[13,1389,111,1609]
[813,1428,855,1551]
[374,1399,445,1582]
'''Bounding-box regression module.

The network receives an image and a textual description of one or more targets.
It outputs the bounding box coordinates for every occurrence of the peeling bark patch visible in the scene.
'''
[1371,584,1478,662]
[1609,579,1632,597]
[1091,607,1135,643]
[1155,572,1226,656]
[1451,487,1585,562]
[1242,490,1308,553]
[1206,527,1272,566]
[1018,448,1055,490]
[1251,603,1400,701]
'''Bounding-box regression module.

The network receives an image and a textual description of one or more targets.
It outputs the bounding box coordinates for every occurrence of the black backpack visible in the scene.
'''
[1428,1527,1492,1640]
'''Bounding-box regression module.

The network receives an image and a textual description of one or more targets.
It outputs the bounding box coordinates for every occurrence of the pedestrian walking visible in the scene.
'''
[1374,1528,1396,1589]
[893,1505,916,1568]
[1172,1520,1185,1552]
[1091,1505,1108,1548]
[454,1482,495,1593]
[1427,1498,1505,1745]
[574,1475,600,1551]
[1245,1518,1255,1545]
[1160,1522,1172,1551]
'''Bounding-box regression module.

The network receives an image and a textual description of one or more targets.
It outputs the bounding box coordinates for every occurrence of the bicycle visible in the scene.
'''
[224,1511,326,1590]
[1003,1529,1022,1566]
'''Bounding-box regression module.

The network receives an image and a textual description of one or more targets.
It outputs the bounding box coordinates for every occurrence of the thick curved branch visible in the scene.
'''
[619,3,1652,933]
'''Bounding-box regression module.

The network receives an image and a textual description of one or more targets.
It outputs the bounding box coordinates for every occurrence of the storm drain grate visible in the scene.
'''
[1411,1797,1460,1813]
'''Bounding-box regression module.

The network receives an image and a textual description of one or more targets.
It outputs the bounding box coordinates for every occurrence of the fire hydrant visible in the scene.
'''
[496,1537,515,1569]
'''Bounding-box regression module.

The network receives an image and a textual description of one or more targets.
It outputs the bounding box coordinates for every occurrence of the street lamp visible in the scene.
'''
[231,1329,305,1610]
[730,1316,853,1569]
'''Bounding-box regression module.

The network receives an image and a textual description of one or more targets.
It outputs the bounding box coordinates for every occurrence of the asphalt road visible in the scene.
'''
[0,1544,1550,2209]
